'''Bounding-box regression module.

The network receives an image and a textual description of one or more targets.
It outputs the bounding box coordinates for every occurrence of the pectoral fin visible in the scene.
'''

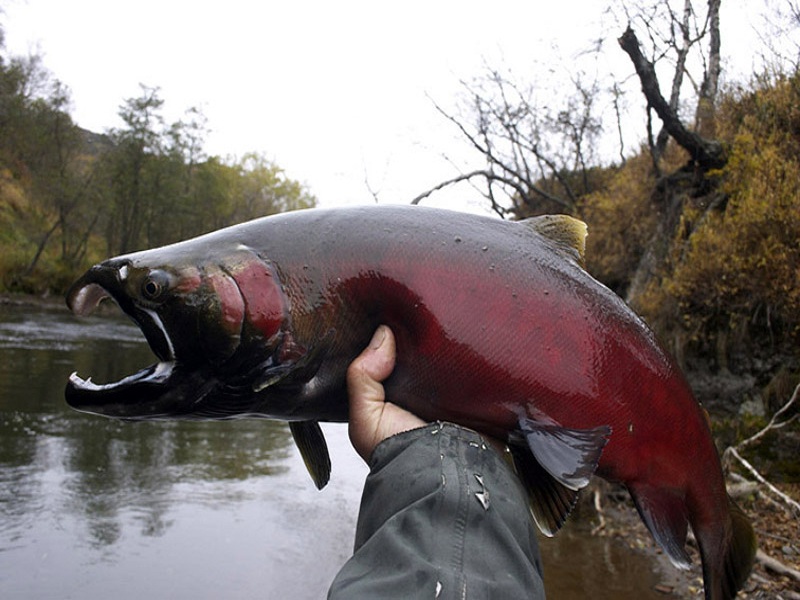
[290,420,331,490]
[519,417,611,490]
[253,329,333,393]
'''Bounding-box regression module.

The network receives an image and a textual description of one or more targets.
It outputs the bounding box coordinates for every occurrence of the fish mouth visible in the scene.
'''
[64,267,184,418]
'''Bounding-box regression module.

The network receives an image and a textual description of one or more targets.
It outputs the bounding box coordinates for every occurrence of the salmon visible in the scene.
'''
[65,205,756,598]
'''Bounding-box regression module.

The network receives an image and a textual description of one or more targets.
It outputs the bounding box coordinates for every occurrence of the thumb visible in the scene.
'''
[349,325,396,394]
[347,326,424,461]
[347,326,396,459]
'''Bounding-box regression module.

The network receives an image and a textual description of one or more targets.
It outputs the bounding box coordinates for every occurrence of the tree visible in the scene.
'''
[613,1,727,307]
[0,49,98,288]
[617,1,725,171]
[103,85,166,253]
[229,152,316,222]
[414,66,604,218]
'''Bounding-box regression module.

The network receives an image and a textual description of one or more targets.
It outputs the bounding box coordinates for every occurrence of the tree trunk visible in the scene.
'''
[696,0,722,138]
[23,218,60,277]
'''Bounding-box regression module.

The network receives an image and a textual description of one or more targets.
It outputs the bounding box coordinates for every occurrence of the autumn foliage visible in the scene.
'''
[582,72,800,365]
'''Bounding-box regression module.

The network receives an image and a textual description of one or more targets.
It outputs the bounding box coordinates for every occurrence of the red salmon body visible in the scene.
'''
[65,205,756,599]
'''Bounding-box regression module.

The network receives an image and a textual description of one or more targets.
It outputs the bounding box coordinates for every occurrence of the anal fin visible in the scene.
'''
[290,420,331,490]
[629,483,691,569]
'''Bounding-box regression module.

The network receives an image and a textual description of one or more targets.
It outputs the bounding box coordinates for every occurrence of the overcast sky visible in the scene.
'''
[1,0,779,213]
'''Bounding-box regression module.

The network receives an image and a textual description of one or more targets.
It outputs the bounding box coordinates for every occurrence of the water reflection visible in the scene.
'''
[0,300,674,599]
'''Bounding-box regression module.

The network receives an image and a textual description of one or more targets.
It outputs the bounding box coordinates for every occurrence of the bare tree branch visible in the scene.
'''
[737,383,800,452]
[722,384,800,515]
[423,63,602,215]
[756,549,800,584]
[654,0,693,161]
[725,446,800,514]
[410,168,572,212]
[618,25,726,169]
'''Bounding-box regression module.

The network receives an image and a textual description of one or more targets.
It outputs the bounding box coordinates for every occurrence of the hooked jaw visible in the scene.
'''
[64,246,292,420]
[64,262,180,417]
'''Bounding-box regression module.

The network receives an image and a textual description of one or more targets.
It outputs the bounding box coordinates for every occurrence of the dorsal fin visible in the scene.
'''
[520,215,588,268]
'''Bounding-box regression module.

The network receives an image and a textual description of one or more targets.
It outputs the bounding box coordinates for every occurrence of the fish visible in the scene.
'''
[64,205,756,599]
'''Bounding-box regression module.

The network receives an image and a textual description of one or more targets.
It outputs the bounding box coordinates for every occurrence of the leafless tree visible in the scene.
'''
[614,0,723,172]
[618,22,725,171]
[413,67,603,218]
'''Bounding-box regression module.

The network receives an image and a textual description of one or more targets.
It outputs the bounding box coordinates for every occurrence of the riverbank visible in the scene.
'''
[0,291,65,308]
[0,291,122,316]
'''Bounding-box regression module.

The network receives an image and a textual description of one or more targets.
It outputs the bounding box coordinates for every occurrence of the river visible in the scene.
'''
[0,299,675,598]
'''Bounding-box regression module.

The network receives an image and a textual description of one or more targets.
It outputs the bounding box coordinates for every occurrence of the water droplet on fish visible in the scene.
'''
[481,245,488,251]
[435,581,442,597]
[454,236,462,243]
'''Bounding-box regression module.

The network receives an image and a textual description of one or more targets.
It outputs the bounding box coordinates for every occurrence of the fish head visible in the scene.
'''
[65,242,292,419]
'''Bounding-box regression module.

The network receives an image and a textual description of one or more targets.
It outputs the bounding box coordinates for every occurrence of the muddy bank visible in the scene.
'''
[587,480,800,599]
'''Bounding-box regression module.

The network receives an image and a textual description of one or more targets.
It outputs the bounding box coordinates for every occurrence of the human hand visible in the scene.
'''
[347,325,426,462]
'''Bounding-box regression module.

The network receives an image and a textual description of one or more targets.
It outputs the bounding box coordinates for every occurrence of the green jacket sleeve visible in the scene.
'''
[328,422,546,599]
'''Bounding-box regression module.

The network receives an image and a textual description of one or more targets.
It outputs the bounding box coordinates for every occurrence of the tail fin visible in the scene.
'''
[699,496,757,600]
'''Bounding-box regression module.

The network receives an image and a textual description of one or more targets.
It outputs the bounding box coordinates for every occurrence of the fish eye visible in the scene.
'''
[141,270,171,301]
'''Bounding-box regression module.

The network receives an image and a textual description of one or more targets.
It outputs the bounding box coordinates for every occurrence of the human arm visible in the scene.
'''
[329,326,546,600]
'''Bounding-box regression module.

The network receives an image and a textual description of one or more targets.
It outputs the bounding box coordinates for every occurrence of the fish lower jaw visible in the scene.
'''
[68,361,175,392]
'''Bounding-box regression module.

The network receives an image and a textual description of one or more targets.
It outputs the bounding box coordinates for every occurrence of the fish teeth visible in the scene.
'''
[68,362,175,391]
